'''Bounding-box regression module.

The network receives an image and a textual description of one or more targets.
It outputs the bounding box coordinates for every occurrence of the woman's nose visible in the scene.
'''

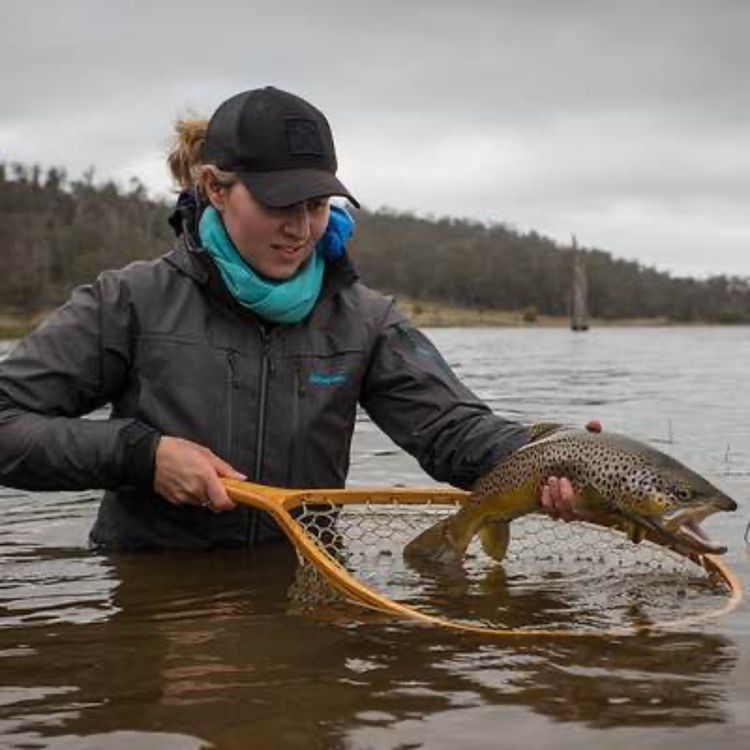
[281,203,311,240]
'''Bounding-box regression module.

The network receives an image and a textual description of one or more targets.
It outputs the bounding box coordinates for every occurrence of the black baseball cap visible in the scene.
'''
[203,86,359,208]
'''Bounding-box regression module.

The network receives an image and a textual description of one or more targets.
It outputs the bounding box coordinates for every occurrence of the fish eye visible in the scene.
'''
[675,487,692,501]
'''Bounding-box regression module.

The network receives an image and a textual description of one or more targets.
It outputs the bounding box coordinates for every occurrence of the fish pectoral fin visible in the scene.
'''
[576,485,609,512]
[404,517,466,564]
[478,519,511,562]
[625,520,646,544]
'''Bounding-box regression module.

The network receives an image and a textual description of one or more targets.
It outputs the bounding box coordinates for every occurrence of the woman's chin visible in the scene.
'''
[254,247,315,281]
[255,259,305,281]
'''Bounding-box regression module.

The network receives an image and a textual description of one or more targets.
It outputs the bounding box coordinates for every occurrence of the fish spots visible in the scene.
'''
[475,428,705,521]
[419,426,735,561]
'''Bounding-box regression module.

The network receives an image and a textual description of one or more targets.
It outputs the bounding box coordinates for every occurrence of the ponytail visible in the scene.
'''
[167,118,209,190]
[168,116,238,199]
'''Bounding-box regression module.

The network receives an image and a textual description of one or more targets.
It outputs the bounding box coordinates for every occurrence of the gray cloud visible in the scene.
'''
[1,0,748,276]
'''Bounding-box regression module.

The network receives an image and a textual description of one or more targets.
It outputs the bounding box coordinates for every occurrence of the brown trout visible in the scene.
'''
[404,424,737,563]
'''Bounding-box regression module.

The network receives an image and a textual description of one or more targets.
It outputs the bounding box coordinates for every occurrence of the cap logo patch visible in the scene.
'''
[285,117,325,157]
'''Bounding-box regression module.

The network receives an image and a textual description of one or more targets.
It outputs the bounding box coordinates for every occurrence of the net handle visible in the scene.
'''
[222,478,469,510]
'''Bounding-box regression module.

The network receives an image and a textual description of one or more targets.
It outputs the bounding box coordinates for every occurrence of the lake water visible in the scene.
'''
[1,326,748,749]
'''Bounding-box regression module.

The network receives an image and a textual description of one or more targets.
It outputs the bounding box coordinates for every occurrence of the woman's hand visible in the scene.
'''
[540,419,602,521]
[540,476,579,521]
[154,436,245,512]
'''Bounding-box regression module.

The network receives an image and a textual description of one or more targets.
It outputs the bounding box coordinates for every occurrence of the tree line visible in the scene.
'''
[351,209,750,323]
[1,162,748,323]
[0,163,173,313]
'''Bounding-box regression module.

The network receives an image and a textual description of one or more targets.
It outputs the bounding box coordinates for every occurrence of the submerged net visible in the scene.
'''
[288,499,736,634]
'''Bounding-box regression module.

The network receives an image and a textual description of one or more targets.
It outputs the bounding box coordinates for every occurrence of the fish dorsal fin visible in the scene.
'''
[525,422,566,442]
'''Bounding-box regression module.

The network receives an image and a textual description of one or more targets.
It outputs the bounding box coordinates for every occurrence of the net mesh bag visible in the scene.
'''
[287,500,734,634]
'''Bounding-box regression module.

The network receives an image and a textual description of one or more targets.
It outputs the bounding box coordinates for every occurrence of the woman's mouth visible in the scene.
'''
[272,244,305,256]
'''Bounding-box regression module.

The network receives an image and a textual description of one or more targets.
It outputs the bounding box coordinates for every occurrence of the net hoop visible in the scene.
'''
[224,481,743,637]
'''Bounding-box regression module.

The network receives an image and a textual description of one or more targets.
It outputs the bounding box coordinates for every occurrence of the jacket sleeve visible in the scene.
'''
[0,273,159,491]
[360,304,529,489]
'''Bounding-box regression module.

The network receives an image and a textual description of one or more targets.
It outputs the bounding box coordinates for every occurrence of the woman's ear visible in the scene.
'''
[200,169,225,211]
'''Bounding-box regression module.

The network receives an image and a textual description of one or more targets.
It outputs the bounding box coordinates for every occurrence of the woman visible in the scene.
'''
[0,86,578,549]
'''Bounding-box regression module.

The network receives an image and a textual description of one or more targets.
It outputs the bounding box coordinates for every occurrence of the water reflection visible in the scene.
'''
[0,537,738,748]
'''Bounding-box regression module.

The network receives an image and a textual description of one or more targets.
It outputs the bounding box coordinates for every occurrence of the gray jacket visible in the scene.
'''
[0,223,528,549]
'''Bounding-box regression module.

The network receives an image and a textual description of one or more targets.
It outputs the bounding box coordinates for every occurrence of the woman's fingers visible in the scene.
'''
[212,455,247,481]
[540,480,553,512]
[541,421,600,521]
[540,476,577,522]
[554,477,577,521]
[201,452,245,511]
[203,471,237,512]
[154,436,242,511]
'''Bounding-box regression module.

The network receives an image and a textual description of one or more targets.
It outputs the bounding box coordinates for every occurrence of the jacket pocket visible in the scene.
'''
[135,334,232,453]
[282,344,364,486]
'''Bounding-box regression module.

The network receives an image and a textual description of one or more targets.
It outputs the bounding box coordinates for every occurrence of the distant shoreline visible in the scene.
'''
[1,303,744,340]
[396,300,671,328]
[0,315,37,339]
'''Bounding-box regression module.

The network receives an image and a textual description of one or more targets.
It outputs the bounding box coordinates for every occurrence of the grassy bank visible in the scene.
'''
[0,314,38,339]
[395,299,672,328]
[0,304,720,339]
[0,310,61,339]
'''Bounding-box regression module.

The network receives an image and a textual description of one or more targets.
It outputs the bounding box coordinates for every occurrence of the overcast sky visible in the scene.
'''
[2,0,748,278]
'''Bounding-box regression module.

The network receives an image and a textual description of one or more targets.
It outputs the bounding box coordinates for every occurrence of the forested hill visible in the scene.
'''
[2,163,749,323]
[353,211,750,322]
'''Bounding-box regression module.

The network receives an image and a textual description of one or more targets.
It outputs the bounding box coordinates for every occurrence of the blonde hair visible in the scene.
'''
[167,116,238,193]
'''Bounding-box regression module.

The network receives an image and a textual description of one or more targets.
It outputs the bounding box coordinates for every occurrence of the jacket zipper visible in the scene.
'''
[226,350,239,459]
[286,358,306,485]
[247,328,273,546]
[297,358,307,398]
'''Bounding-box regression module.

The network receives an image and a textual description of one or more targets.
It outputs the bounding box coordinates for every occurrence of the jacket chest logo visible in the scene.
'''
[308,371,349,386]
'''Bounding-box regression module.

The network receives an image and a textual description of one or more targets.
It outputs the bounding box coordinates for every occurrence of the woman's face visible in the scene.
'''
[213,181,330,280]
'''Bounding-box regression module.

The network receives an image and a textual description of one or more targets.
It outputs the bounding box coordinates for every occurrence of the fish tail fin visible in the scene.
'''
[478,519,511,562]
[403,517,468,564]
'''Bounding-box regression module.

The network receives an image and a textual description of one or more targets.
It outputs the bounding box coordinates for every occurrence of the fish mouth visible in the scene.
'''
[638,505,732,555]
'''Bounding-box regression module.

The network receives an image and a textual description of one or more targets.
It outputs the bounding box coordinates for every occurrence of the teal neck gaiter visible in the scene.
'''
[198,206,324,324]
